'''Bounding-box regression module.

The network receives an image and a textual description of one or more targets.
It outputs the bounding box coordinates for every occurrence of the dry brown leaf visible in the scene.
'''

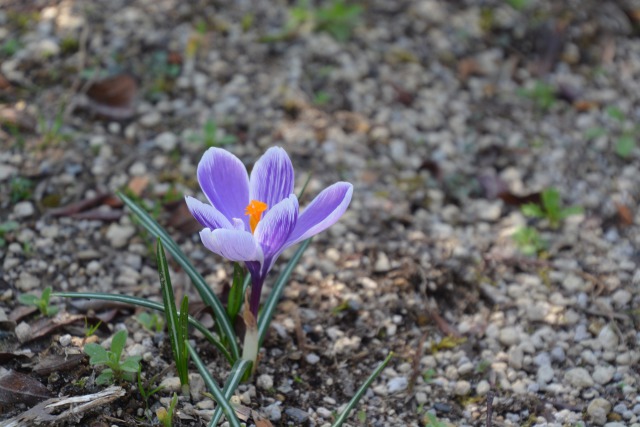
[0,370,53,405]
[86,74,138,120]
[615,202,634,226]
[126,175,150,197]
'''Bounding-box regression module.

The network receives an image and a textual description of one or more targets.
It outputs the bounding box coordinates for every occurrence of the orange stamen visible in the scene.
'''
[245,200,268,233]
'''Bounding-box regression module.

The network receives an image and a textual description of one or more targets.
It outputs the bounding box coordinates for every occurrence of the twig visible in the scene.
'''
[486,390,494,427]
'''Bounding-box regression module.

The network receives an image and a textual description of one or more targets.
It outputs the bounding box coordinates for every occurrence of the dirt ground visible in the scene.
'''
[1,0,640,426]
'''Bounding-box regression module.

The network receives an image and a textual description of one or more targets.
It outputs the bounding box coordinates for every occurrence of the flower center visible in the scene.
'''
[245,200,268,233]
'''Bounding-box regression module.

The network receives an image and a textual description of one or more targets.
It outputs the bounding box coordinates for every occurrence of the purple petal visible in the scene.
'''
[254,194,298,260]
[286,182,353,246]
[249,147,294,210]
[200,229,263,263]
[185,196,233,230]
[197,148,249,222]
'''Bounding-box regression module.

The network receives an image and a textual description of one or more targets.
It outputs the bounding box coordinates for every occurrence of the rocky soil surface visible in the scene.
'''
[1,0,640,426]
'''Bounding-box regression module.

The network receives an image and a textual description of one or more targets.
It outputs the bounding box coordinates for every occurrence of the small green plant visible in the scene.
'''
[521,188,583,228]
[84,318,102,338]
[356,409,366,423]
[1,38,21,56]
[156,393,178,427]
[505,0,529,10]
[263,0,363,42]
[190,119,236,148]
[519,81,556,111]
[585,106,639,159]
[422,368,436,383]
[313,90,331,106]
[137,367,164,420]
[38,107,70,146]
[424,412,447,427]
[512,226,545,256]
[9,176,33,203]
[18,286,59,317]
[0,221,19,247]
[136,311,165,333]
[84,329,141,385]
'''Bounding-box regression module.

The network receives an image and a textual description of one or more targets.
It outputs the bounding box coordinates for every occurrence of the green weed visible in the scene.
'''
[18,286,59,317]
[521,187,583,229]
[84,329,141,385]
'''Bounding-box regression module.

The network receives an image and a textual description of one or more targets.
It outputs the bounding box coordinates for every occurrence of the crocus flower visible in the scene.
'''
[186,147,353,317]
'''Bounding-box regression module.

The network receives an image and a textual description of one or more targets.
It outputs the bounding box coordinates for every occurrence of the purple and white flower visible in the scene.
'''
[186,147,353,316]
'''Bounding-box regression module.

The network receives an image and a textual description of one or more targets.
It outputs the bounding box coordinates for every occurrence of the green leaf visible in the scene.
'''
[110,330,128,361]
[156,239,187,387]
[226,263,244,324]
[55,292,233,365]
[541,188,560,212]
[187,344,241,427]
[120,356,142,373]
[521,203,544,218]
[209,359,252,426]
[331,353,393,427]
[606,105,625,122]
[178,295,190,387]
[615,134,635,158]
[18,294,40,306]
[84,343,109,365]
[117,191,239,361]
[45,305,59,316]
[41,287,52,303]
[96,369,114,385]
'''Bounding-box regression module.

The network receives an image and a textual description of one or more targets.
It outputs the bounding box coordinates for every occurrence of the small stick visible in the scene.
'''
[486,390,494,427]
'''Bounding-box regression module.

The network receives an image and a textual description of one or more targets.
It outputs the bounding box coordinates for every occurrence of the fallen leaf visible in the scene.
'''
[86,74,138,120]
[126,175,149,197]
[49,193,111,217]
[71,208,123,222]
[168,200,202,233]
[20,313,87,344]
[0,370,53,405]
[32,354,85,376]
[573,100,599,112]
[615,202,634,226]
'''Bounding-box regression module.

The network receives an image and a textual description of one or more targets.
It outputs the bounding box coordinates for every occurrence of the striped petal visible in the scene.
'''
[199,229,263,263]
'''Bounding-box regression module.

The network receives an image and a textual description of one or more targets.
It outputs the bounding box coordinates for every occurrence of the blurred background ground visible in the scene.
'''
[1,0,640,426]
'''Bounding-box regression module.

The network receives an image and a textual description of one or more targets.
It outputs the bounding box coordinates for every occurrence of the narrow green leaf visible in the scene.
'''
[209,359,251,427]
[559,205,584,219]
[227,263,244,323]
[41,287,52,303]
[187,344,241,427]
[157,239,186,387]
[179,295,190,386]
[118,191,239,361]
[258,238,312,346]
[54,292,233,365]
[331,353,394,427]
[111,330,128,361]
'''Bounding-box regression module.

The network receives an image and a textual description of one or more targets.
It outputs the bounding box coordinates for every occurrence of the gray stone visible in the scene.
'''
[611,289,632,307]
[305,353,320,364]
[139,111,161,127]
[537,365,554,384]
[256,374,273,390]
[454,380,471,395]
[13,201,35,218]
[499,326,519,346]
[284,407,309,424]
[315,406,332,419]
[565,367,594,388]
[387,377,408,393]
[0,164,17,181]
[106,223,136,248]
[592,365,615,385]
[374,252,391,272]
[587,398,611,426]
[264,403,282,421]
[17,272,40,291]
[155,132,178,152]
[598,325,619,349]
[476,380,490,396]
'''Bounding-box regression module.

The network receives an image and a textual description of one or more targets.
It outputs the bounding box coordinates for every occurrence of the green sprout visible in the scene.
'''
[313,90,331,106]
[424,412,447,427]
[136,312,165,333]
[585,106,639,159]
[156,393,178,427]
[38,107,70,147]
[84,318,102,338]
[521,187,583,229]
[138,367,164,420]
[9,176,33,203]
[519,81,556,111]
[512,226,545,256]
[18,286,59,317]
[84,329,142,385]
[190,119,236,148]
[262,0,363,42]
[0,221,19,248]
[505,0,529,10]
[1,38,21,57]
